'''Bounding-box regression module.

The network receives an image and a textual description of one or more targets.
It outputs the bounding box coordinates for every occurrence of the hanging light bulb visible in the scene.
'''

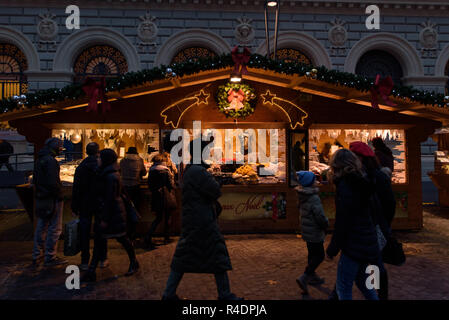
[266,0,278,6]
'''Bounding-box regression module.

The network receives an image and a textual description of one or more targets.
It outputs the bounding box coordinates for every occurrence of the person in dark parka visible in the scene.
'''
[295,171,329,295]
[162,139,242,300]
[72,142,108,270]
[32,138,67,267]
[81,149,139,283]
[326,149,380,300]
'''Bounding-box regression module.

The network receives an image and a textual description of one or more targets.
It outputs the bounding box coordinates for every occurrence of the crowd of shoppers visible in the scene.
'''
[30,134,396,300]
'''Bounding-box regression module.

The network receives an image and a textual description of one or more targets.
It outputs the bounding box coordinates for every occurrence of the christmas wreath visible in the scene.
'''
[216,82,256,118]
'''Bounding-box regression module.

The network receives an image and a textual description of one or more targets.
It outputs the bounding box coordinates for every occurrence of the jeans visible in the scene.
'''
[32,200,64,261]
[79,214,107,264]
[305,242,325,275]
[336,253,379,300]
[89,234,135,272]
[163,270,232,299]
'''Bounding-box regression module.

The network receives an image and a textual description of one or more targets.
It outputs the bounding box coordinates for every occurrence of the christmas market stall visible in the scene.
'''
[1,54,449,233]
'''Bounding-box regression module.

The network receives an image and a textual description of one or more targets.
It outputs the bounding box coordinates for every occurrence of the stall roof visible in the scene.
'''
[1,66,449,125]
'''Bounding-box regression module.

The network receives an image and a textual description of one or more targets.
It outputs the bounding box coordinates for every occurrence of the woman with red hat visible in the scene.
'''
[349,141,396,300]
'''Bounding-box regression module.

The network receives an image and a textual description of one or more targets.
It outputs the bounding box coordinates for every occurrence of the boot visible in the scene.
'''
[308,273,325,285]
[296,274,310,294]
[125,259,140,276]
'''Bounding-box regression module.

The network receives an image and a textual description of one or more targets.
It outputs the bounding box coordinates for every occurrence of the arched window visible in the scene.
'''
[0,43,28,100]
[355,50,404,85]
[171,47,216,64]
[73,45,128,83]
[271,48,312,65]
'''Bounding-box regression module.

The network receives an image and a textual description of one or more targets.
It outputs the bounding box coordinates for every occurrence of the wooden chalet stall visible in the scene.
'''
[2,66,448,233]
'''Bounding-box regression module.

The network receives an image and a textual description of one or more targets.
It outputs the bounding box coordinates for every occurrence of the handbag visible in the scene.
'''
[64,219,80,256]
[162,186,177,211]
[121,193,141,224]
[375,224,387,251]
[382,236,406,266]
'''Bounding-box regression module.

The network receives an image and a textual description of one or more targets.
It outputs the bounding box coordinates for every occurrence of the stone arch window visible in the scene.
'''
[73,45,128,83]
[0,43,28,100]
[171,47,216,64]
[271,48,312,65]
[355,50,404,85]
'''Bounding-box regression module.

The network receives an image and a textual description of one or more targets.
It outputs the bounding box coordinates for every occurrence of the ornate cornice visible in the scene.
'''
[1,0,449,15]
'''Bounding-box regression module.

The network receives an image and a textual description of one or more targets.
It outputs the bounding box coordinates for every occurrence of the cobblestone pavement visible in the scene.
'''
[0,207,448,300]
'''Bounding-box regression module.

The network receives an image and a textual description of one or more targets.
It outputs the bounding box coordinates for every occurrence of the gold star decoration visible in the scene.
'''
[261,90,276,105]
[195,90,210,105]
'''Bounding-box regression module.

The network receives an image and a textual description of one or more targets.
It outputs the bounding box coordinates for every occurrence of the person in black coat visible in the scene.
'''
[81,149,139,283]
[32,138,68,267]
[0,138,14,172]
[162,139,242,300]
[72,142,108,270]
[144,153,174,249]
[372,137,394,173]
[326,148,380,300]
[350,141,396,300]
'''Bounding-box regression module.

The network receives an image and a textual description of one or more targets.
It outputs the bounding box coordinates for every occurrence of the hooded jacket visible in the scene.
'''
[326,172,380,264]
[94,163,127,238]
[71,155,100,215]
[295,186,329,243]
[119,154,147,187]
[170,164,232,274]
[33,145,63,200]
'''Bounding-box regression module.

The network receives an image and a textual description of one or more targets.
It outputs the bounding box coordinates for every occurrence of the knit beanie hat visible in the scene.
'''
[349,141,375,158]
[296,171,316,187]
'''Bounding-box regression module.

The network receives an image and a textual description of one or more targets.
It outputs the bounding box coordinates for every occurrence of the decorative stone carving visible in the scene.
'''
[235,16,255,45]
[328,18,347,48]
[136,12,158,53]
[138,12,158,44]
[37,11,58,50]
[420,20,438,49]
[420,20,438,57]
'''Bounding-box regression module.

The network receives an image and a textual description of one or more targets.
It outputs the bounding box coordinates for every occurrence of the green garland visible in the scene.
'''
[0,53,447,114]
[216,82,256,118]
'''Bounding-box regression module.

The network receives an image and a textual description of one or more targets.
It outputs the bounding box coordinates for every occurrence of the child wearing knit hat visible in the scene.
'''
[294,171,329,295]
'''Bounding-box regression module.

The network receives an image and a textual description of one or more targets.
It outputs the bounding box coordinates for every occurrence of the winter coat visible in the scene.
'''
[119,154,146,187]
[295,186,329,243]
[0,140,13,162]
[33,146,63,201]
[326,172,380,264]
[94,163,127,238]
[369,168,396,228]
[375,149,394,173]
[170,164,232,274]
[148,163,174,213]
[71,155,99,216]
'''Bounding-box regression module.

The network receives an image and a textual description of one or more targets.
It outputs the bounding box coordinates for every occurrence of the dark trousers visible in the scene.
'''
[79,214,107,264]
[163,270,232,299]
[305,242,325,275]
[124,186,141,240]
[147,209,170,240]
[89,233,136,272]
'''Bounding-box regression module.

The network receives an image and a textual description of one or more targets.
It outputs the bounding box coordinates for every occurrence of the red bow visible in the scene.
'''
[231,46,251,75]
[370,75,397,109]
[82,77,111,113]
[227,89,245,103]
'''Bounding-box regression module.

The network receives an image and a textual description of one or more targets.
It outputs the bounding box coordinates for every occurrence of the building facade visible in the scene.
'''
[0,0,449,98]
